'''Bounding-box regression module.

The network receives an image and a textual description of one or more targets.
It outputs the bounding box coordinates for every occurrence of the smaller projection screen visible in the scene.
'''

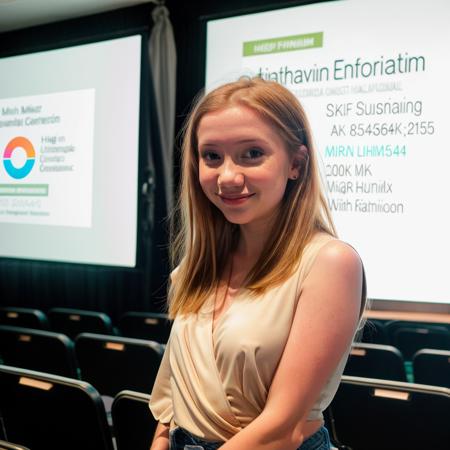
[0,34,141,267]
[205,0,450,304]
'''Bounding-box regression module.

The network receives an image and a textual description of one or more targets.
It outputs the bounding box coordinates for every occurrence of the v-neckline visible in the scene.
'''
[211,257,234,335]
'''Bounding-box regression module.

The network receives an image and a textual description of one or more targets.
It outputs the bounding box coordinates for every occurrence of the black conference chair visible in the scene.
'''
[0,307,49,330]
[0,440,30,450]
[413,348,450,388]
[343,342,407,381]
[323,407,352,450]
[0,365,114,450]
[330,375,450,450]
[112,390,158,450]
[0,325,79,378]
[75,333,163,398]
[48,307,115,339]
[360,319,389,345]
[385,320,450,356]
[385,319,450,335]
[118,311,172,344]
[393,326,450,360]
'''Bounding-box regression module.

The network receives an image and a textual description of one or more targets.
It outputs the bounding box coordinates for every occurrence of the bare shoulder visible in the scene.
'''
[314,239,362,274]
[302,238,363,298]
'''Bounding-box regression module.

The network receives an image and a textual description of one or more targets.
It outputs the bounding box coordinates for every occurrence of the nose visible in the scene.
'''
[217,158,244,191]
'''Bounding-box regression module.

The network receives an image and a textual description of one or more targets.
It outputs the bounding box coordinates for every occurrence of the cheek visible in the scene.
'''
[198,166,217,194]
[250,164,289,187]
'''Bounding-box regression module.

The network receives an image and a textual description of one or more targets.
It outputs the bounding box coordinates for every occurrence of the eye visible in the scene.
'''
[200,150,221,162]
[242,148,264,160]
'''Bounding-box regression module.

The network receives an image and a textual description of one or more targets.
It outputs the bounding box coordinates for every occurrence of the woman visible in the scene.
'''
[149,77,366,450]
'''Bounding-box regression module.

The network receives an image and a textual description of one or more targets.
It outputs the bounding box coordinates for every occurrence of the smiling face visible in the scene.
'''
[197,105,299,227]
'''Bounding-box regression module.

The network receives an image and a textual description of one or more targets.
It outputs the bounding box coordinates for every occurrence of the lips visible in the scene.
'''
[218,193,255,205]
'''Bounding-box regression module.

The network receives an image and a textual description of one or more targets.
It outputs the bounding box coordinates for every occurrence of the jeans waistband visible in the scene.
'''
[169,425,331,450]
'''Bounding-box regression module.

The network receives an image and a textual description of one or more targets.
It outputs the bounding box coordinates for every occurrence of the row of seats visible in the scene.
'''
[326,375,450,450]
[0,364,156,450]
[3,320,448,398]
[1,363,448,450]
[0,306,172,343]
[361,318,450,360]
[344,342,450,388]
[1,307,449,388]
[0,325,163,398]
[2,306,449,359]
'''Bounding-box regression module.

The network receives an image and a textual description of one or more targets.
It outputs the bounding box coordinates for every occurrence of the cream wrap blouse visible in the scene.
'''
[149,233,357,441]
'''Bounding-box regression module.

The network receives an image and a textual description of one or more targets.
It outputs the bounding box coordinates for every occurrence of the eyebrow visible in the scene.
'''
[199,138,268,147]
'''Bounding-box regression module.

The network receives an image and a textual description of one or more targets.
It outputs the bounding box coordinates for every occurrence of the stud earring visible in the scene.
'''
[291,175,298,180]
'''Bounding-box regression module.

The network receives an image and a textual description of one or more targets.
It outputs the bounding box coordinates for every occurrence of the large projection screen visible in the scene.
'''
[206,0,450,305]
[0,34,141,268]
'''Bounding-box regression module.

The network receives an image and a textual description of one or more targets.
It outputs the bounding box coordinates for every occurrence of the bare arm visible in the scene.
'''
[150,421,170,450]
[220,241,363,450]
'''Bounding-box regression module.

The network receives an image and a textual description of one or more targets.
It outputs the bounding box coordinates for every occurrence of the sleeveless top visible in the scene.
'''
[149,233,362,441]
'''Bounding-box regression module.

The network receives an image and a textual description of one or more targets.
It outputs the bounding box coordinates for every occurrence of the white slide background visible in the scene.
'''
[206,0,450,303]
[0,35,141,267]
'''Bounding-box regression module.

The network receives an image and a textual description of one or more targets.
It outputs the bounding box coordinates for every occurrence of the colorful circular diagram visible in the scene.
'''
[3,136,36,179]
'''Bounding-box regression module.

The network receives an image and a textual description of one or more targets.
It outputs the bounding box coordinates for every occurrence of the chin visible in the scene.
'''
[221,212,251,225]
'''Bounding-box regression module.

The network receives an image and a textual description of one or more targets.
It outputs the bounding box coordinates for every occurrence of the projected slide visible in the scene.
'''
[206,0,450,303]
[0,34,141,267]
[0,90,95,227]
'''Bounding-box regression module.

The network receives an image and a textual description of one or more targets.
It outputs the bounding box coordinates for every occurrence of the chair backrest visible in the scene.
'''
[413,348,450,388]
[75,333,163,397]
[0,307,49,330]
[0,365,114,450]
[111,390,157,450]
[118,311,172,343]
[385,320,450,356]
[360,319,389,345]
[48,307,114,339]
[393,326,450,360]
[330,375,450,450]
[0,440,31,450]
[0,325,79,378]
[344,342,407,381]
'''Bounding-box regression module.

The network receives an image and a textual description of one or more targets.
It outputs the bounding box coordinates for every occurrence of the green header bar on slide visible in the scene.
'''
[243,32,323,56]
[0,184,49,196]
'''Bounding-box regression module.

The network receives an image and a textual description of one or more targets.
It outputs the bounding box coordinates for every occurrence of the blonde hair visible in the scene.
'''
[168,77,336,318]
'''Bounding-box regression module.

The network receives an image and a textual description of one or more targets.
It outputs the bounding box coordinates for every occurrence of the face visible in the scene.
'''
[197,105,299,228]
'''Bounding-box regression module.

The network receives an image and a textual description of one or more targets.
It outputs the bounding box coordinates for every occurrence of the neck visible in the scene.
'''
[237,216,274,262]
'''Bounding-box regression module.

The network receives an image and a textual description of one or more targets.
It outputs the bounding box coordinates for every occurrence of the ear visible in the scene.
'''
[289,145,308,180]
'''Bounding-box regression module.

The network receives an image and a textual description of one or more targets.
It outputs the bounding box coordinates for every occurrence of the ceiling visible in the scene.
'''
[0,0,156,33]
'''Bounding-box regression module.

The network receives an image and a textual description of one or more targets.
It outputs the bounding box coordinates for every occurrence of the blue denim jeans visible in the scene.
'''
[169,425,331,450]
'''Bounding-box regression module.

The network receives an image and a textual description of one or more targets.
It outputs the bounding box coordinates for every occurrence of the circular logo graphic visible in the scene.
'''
[3,136,36,179]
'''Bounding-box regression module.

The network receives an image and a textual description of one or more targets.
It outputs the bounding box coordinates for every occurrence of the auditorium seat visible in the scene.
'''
[329,375,450,450]
[75,333,163,398]
[412,348,450,388]
[118,311,172,343]
[0,364,114,450]
[0,307,49,330]
[111,390,157,450]
[393,326,450,360]
[48,307,115,339]
[385,320,450,358]
[323,407,352,450]
[0,325,79,378]
[343,342,407,381]
[360,319,389,345]
[0,440,30,450]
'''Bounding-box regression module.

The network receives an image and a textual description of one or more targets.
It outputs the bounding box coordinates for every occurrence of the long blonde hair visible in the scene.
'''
[168,77,336,318]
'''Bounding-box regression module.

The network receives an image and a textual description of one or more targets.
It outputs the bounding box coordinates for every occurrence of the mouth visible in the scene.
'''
[217,193,255,205]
